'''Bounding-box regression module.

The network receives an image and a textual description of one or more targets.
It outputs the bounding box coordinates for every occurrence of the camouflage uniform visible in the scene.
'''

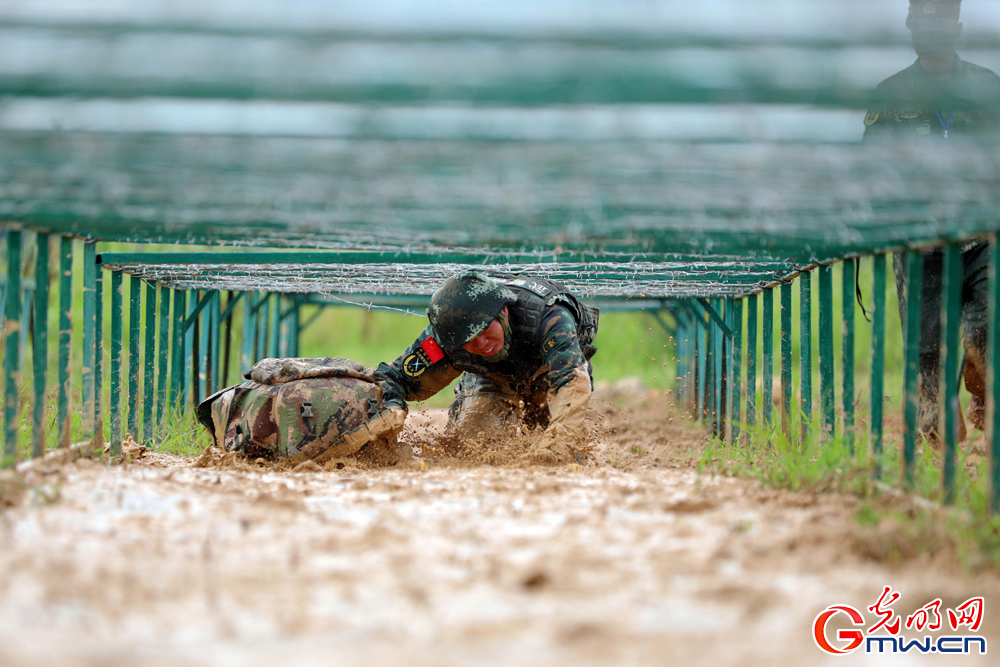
[197,357,406,463]
[862,0,1000,438]
[375,276,598,451]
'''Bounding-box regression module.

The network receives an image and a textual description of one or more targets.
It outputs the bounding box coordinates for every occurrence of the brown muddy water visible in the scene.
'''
[1,396,997,666]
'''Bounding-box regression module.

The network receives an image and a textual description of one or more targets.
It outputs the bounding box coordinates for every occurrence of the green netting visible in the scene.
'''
[1,18,999,298]
[4,134,999,269]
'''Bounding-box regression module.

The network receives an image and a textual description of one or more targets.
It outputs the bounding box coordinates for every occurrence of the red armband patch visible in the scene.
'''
[421,337,445,363]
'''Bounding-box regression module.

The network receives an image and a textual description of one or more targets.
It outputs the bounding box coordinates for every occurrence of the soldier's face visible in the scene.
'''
[462,307,508,357]
[908,18,963,56]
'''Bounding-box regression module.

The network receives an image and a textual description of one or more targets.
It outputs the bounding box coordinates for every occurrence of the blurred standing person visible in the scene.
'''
[863,0,1000,441]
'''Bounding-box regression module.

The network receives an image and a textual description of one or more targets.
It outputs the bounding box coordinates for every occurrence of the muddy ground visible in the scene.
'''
[1,391,998,667]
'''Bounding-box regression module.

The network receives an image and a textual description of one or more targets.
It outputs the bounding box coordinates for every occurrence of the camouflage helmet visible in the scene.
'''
[427,270,517,351]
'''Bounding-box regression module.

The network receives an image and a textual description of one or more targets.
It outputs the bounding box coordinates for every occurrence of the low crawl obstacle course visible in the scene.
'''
[1,17,1000,511]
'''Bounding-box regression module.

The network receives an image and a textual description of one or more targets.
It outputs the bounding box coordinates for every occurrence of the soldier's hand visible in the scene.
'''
[382,407,408,439]
[343,406,408,452]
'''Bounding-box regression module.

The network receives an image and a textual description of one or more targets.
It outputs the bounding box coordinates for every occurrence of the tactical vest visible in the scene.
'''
[445,277,598,390]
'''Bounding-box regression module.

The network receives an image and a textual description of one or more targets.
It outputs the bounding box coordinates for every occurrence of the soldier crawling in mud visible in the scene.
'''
[863,0,1000,441]
[373,270,599,464]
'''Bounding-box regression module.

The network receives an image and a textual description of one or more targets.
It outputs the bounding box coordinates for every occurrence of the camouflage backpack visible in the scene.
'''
[196,357,400,463]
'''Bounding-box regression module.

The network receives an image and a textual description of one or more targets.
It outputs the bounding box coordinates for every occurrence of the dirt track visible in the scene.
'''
[1,397,998,666]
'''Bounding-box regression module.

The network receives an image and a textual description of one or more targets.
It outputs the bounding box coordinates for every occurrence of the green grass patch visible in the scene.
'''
[700,415,1000,571]
[150,406,213,457]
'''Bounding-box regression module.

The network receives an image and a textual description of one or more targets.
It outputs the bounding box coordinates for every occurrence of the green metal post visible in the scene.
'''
[691,310,700,417]
[157,285,170,427]
[19,288,30,372]
[3,231,22,464]
[705,308,714,426]
[127,275,141,438]
[57,237,72,448]
[818,264,836,441]
[902,251,924,487]
[800,272,812,432]
[143,281,156,443]
[842,259,856,448]
[267,293,280,359]
[871,255,887,474]
[941,244,962,504]
[109,270,123,457]
[199,291,210,402]
[81,242,96,438]
[762,288,774,425]
[689,319,698,415]
[685,319,695,412]
[780,280,793,436]
[697,313,707,422]
[747,293,758,428]
[289,298,301,357]
[713,308,721,430]
[183,289,195,407]
[94,268,104,448]
[171,289,185,410]
[730,298,743,444]
[676,318,686,409]
[989,238,1000,513]
[222,292,235,387]
[721,300,732,438]
[278,296,290,359]
[709,301,719,434]
[241,292,257,372]
[256,292,269,362]
[719,300,727,435]
[31,233,49,458]
[210,291,221,393]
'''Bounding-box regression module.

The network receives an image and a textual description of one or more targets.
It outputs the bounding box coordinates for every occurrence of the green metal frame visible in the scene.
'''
[842,259,856,447]
[762,288,774,426]
[818,264,836,441]
[57,237,72,448]
[746,293,758,429]
[143,280,156,444]
[941,244,962,503]
[902,251,924,488]
[157,285,170,430]
[109,269,123,457]
[799,271,812,434]
[730,298,743,444]
[780,281,792,435]
[128,275,142,438]
[4,231,22,462]
[82,241,97,439]
[31,233,49,458]
[871,254,887,477]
